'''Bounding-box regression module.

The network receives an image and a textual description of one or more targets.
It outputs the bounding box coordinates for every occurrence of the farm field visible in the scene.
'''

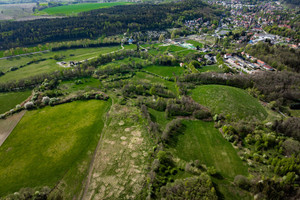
[171,120,248,179]
[191,85,269,120]
[0,90,31,114]
[0,46,121,83]
[144,65,184,77]
[0,100,111,197]
[37,2,133,16]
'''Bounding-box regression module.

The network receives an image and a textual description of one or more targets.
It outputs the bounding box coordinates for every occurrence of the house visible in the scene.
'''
[224,53,232,59]
[257,60,265,66]
[128,39,134,44]
[262,64,274,71]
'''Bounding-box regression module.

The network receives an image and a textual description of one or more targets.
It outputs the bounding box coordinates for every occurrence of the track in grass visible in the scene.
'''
[191,85,268,121]
[0,100,111,197]
[0,90,31,114]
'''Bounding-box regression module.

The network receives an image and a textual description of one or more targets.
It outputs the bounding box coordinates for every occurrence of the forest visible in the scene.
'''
[0,0,220,49]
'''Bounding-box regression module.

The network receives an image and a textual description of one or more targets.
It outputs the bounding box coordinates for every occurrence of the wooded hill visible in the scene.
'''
[0,0,220,49]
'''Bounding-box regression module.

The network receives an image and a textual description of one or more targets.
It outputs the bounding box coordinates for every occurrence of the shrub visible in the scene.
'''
[24,101,34,110]
[234,175,250,190]
[42,96,50,105]
[193,109,211,120]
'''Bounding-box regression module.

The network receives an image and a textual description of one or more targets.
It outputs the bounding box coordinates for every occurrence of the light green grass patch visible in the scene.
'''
[197,65,223,73]
[0,100,110,196]
[191,85,268,121]
[58,77,100,93]
[37,2,132,16]
[171,120,248,179]
[144,65,184,77]
[0,46,120,83]
[0,90,31,114]
[186,40,203,48]
[131,72,177,93]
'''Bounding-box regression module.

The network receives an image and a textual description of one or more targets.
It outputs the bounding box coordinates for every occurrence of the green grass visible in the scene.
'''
[37,2,132,16]
[0,100,111,196]
[148,108,172,129]
[191,85,269,121]
[58,77,100,93]
[144,65,184,77]
[197,65,223,73]
[171,120,248,179]
[131,72,177,93]
[0,46,120,83]
[186,40,203,48]
[0,90,31,114]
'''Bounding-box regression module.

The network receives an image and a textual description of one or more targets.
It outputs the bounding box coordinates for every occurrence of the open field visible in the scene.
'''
[58,78,101,94]
[0,90,31,114]
[82,104,154,200]
[191,85,269,121]
[197,65,223,73]
[0,46,121,83]
[0,110,26,147]
[144,65,184,77]
[131,72,177,93]
[186,39,203,48]
[171,120,248,179]
[37,2,132,16]
[0,100,111,197]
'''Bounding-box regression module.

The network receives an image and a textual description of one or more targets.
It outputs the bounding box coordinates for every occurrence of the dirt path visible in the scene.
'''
[0,110,26,147]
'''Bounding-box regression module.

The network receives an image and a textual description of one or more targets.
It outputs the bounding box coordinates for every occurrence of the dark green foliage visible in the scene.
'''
[273,117,300,141]
[162,119,183,143]
[234,175,251,190]
[246,42,300,72]
[0,0,218,49]
[160,175,218,200]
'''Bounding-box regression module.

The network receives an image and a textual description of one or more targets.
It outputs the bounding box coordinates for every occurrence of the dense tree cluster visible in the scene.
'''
[0,0,219,49]
[246,42,300,72]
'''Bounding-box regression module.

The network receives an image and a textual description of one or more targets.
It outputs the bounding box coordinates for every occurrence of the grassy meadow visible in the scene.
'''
[131,72,177,93]
[0,90,31,114]
[36,2,132,16]
[186,39,203,48]
[0,100,111,197]
[0,46,121,83]
[171,120,248,179]
[191,85,269,120]
[144,65,184,77]
[197,65,223,73]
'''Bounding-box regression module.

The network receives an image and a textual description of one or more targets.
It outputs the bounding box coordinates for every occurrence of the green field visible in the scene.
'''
[0,46,120,83]
[131,72,177,93]
[58,77,100,93]
[186,40,203,48]
[38,2,132,16]
[144,65,184,77]
[0,90,31,114]
[191,85,269,121]
[0,100,111,196]
[197,65,223,73]
[172,120,248,179]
